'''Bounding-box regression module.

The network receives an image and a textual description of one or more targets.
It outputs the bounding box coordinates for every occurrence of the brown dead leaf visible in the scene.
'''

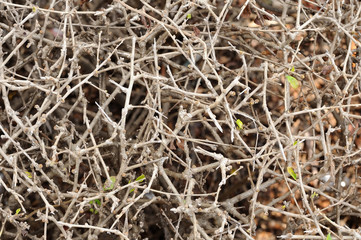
[176,139,185,151]
[256,231,275,240]
[193,26,200,37]
[321,65,333,75]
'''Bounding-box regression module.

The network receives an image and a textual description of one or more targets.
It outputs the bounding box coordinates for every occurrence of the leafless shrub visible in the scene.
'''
[0,0,361,239]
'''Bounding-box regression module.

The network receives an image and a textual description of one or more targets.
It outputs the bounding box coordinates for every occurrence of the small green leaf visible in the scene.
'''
[186,14,191,19]
[311,192,318,199]
[326,233,332,240]
[89,199,101,214]
[15,208,21,215]
[32,6,37,12]
[236,119,243,130]
[89,208,98,214]
[135,174,145,182]
[94,199,101,206]
[291,66,295,72]
[287,167,297,181]
[89,199,101,206]
[129,174,146,193]
[286,75,299,89]
[293,141,298,146]
[25,171,32,179]
[103,176,116,191]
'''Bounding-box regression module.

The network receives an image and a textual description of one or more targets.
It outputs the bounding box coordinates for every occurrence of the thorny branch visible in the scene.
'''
[0,0,360,239]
